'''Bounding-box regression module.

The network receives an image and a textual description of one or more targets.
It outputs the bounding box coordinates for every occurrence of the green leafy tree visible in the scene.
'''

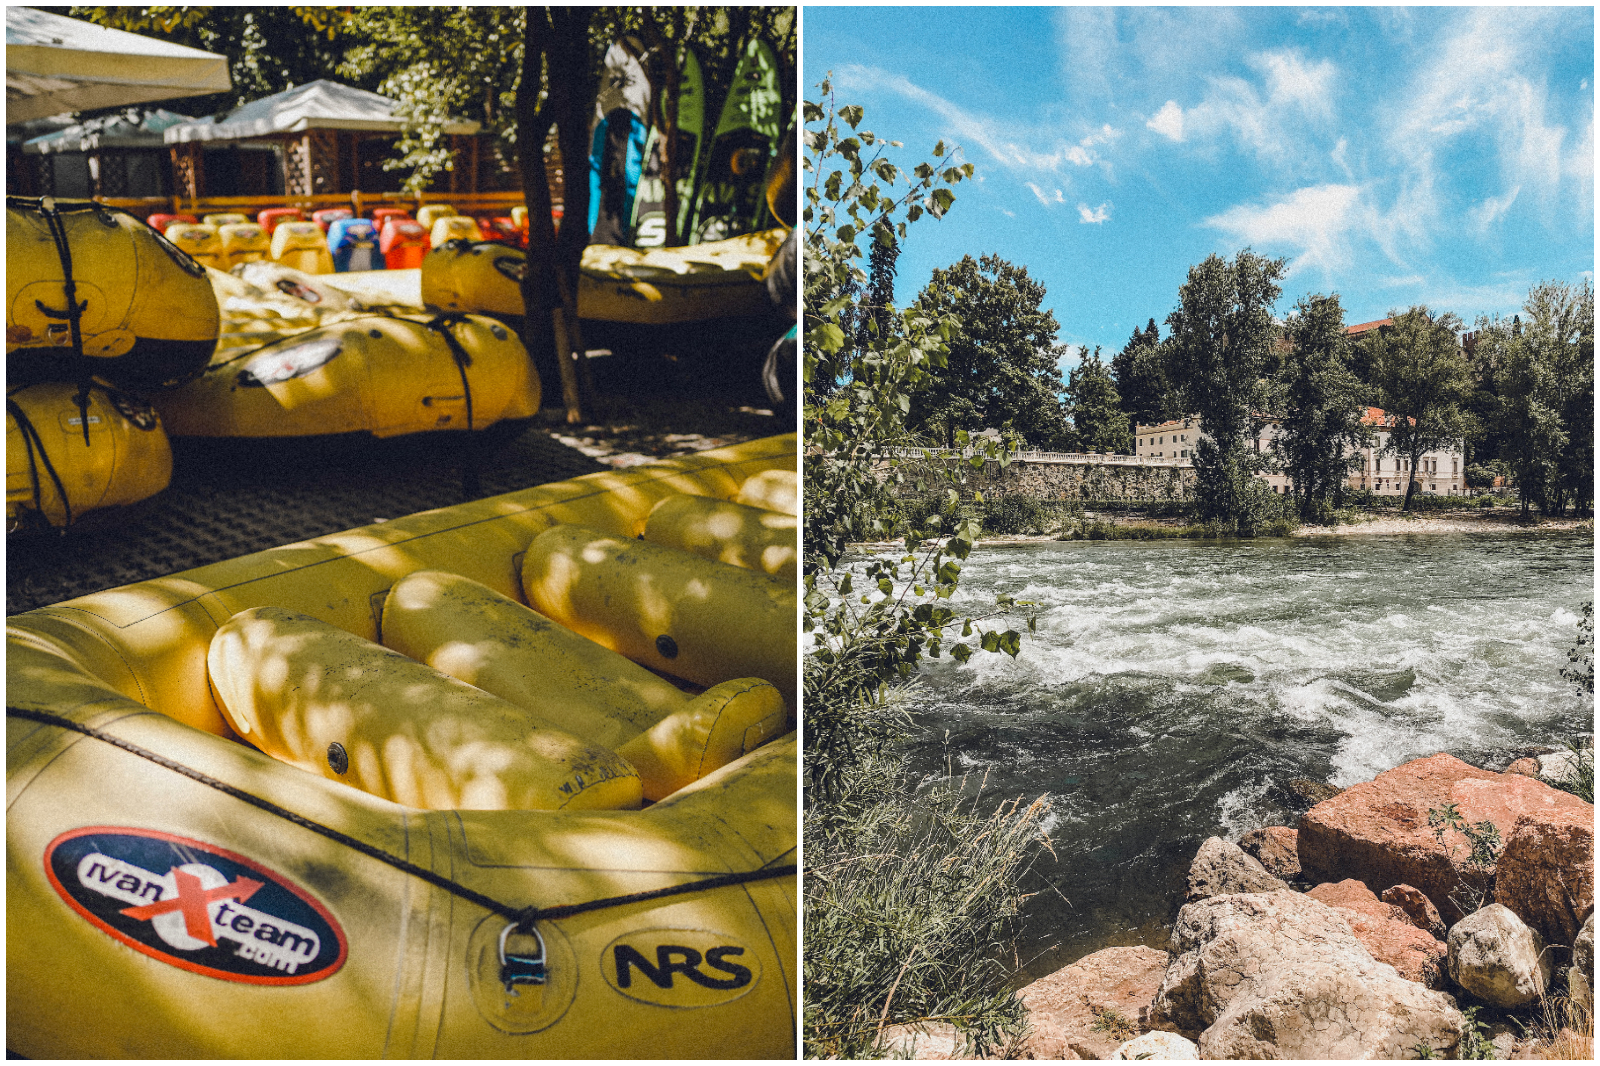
[70,7,361,116]
[804,81,1043,1058]
[1363,306,1474,512]
[1110,318,1172,429]
[907,255,1073,450]
[1066,347,1131,453]
[1164,250,1287,533]
[1277,293,1370,522]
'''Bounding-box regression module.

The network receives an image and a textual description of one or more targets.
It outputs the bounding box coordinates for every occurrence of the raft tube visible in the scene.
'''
[151,265,540,438]
[415,229,788,324]
[6,197,219,391]
[7,434,797,1058]
[6,381,173,531]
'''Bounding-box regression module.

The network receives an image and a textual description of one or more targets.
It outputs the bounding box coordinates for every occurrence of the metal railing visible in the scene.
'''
[885,446,1191,469]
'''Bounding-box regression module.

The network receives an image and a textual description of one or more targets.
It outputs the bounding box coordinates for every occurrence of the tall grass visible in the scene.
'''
[804,689,1051,1058]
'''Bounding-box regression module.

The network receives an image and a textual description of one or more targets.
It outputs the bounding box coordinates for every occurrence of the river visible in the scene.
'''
[885,531,1593,982]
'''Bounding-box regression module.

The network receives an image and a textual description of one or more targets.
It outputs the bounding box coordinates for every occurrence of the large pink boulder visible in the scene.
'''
[1239,826,1301,879]
[1494,807,1594,948]
[1015,945,1169,1060]
[1297,753,1588,924]
[1307,879,1448,987]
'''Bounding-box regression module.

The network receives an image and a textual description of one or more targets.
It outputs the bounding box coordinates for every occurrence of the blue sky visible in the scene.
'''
[803,6,1595,369]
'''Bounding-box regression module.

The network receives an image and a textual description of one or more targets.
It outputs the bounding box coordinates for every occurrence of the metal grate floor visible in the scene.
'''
[7,423,607,615]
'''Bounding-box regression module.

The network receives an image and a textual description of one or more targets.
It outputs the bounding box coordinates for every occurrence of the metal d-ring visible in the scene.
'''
[498,921,547,992]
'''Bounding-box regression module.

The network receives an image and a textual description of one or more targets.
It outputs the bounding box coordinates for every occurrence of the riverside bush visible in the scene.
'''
[804,84,1044,1057]
[804,703,1049,1058]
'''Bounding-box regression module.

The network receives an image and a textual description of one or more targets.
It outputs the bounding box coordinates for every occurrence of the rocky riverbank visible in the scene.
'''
[883,750,1594,1060]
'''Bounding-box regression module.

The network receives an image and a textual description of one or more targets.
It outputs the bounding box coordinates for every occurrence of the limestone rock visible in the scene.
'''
[1150,890,1463,1058]
[1014,945,1168,1060]
[1297,752,1589,924]
[1447,903,1552,1008]
[877,1021,965,1060]
[1506,757,1541,778]
[1569,913,1594,1018]
[1494,807,1594,949]
[1538,749,1589,788]
[1184,836,1290,902]
[1198,959,1465,1060]
[1239,826,1301,880]
[1307,879,1447,987]
[1382,883,1447,940]
[1108,1031,1198,1060]
[1574,912,1594,977]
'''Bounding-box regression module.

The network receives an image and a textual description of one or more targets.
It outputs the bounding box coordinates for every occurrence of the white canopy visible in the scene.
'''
[6,8,231,123]
[23,107,194,154]
[163,79,480,143]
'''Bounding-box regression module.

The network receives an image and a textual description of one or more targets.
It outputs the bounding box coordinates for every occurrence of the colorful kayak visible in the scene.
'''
[688,38,783,244]
[630,46,707,248]
[7,434,798,1058]
[588,37,651,246]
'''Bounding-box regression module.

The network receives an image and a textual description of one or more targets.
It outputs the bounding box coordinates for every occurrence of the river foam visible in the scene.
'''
[868,531,1592,978]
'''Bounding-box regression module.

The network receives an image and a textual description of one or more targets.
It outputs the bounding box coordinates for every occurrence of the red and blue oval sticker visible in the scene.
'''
[45,827,347,985]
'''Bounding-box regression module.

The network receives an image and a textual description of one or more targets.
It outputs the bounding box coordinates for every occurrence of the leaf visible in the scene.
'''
[808,323,846,354]
[840,104,864,129]
[980,630,1001,653]
[951,642,973,663]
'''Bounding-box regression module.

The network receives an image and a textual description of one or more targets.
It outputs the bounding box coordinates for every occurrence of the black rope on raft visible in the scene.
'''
[5,705,795,932]
[5,392,73,531]
[33,198,93,446]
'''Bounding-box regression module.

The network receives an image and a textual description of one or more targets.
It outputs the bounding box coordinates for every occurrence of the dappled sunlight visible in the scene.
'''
[8,436,796,1055]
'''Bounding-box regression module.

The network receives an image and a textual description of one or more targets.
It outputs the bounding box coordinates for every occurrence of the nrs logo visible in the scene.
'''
[45,827,346,985]
[602,929,760,1008]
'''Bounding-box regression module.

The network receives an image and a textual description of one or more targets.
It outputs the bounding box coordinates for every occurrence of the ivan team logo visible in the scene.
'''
[44,827,347,985]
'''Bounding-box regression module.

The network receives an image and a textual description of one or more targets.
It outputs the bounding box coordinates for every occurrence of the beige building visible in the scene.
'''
[1136,406,1465,497]
[1133,418,1198,460]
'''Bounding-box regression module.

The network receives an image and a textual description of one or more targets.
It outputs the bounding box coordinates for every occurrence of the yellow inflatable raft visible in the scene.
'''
[6,197,219,392]
[7,381,173,531]
[410,229,788,324]
[151,265,540,438]
[7,434,797,1058]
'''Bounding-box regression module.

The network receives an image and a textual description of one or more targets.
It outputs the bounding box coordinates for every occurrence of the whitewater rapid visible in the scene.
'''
[877,531,1592,977]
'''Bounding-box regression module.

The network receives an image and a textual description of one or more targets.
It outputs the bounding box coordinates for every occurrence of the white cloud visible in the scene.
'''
[1385,10,1578,229]
[1026,182,1051,207]
[1174,49,1338,165]
[1203,184,1373,277]
[1468,186,1520,230]
[1078,202,1111,224]
[832,64,1120,175]
[1329,137,1352,178]
[1148,100,1185,141]
[1001,208,1016,218]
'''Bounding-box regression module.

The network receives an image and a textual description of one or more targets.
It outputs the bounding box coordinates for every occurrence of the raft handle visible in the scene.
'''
[498,922,547,991]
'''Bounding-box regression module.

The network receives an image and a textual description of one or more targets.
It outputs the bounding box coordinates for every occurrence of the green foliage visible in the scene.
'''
[1164,250,1288,534]
[804,736,1049,1058]
[1472,280,1595,517]
[1089,1006,1140,1042]
[1111,319,1172,428]
[804,85,1044,1058]
[1278,293,1371,523]
[1364,306,1475,513]
[979,495,1054,536]
[1067,347,1133,454]
[1561,601,1594,696]
[70,7,362,115]
[1428,801,1502,915]
[908,255,1074,450]
[1457,1006,1497,1060]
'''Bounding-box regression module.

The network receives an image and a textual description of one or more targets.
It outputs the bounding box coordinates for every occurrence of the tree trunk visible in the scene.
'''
[517,7,596,425]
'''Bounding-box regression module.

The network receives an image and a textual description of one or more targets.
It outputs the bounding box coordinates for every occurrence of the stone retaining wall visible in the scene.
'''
[901,457,1198,503]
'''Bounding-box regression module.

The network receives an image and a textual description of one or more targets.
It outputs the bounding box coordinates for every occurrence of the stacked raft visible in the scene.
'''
[7,433,797,1058]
